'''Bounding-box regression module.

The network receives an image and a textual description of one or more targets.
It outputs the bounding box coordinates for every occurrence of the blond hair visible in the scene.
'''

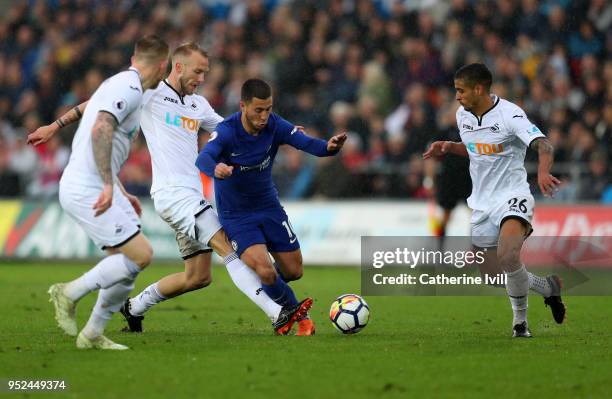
[172,42,208,62]
[134,35,169,63]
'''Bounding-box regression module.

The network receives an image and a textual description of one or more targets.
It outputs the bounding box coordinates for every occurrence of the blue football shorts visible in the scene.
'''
[221,207,300,256]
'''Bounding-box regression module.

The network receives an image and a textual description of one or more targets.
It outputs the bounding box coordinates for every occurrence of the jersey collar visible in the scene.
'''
[470,94,499,126]
[163,79,186,104]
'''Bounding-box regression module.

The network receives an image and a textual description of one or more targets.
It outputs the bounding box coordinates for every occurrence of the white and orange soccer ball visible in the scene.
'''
[329,294,370,334]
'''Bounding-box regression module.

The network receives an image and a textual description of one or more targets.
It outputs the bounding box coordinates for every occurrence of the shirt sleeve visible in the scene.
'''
[506,107,545,147]
[97,74,142,125]
[198,99,224,132]
[196,127,227,177]
[276,115,334,157]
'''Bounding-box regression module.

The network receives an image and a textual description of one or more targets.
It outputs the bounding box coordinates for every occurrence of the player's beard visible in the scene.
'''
[179,77,189,95]
[180,77,199,95]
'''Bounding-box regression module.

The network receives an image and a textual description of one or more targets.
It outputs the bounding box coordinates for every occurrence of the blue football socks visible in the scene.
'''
[262,274,298,307]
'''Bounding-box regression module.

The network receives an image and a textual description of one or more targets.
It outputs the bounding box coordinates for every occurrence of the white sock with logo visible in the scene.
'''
[64,254,141,302]
[487,269,553,297]
[527,271,552,297]
[224,253,282,322]
[129,282,167,317]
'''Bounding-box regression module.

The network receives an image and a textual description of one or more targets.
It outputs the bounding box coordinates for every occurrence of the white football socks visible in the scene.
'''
[81,279,135,339]
[486,267,553,297]
[129,282,167,317]
[505,265,529,326]
[64,254,141,302]
[224,253,282,322]
[527,271,552,297]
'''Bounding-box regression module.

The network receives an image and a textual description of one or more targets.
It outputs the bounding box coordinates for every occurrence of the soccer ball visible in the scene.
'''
[329,294,370,334]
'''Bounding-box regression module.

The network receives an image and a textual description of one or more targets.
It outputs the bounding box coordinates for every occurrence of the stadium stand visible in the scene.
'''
[0,0,610,201]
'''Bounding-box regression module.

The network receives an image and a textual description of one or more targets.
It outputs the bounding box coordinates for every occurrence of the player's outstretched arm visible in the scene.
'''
[92,111,117,216]
[423,141,468,159]
[27,101,88,146]
[284,125,346,156]
[530,137,560,197]
[327,133,347,152]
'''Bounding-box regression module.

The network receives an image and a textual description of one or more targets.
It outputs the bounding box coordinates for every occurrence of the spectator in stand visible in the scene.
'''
[568,21,604,60]
[577,151,610,201]
[8,133,37,194]
[0,134,20,196]
[596,101,612,163]
[273,141,317,200]
[404,105,435,158]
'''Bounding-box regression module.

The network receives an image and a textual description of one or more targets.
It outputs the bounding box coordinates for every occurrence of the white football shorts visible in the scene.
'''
[471,193,535,248]
[152,187,222,259]
[59,182,140,250]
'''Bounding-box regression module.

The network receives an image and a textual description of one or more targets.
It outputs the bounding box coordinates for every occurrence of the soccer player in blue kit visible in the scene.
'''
[196,79,347,335]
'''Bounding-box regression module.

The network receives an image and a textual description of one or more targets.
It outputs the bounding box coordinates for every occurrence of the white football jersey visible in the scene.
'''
[141,80,223,194]
[62,67,143,188]
[456,95,545,211]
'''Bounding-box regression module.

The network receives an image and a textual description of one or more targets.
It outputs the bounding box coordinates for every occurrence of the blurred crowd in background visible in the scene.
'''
[0,0,610,203]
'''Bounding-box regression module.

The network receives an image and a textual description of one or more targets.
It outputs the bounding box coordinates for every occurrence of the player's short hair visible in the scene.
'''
[172,42,209,62]
[454,63,493,91]
[134,35,169,63]
[241,79,272,102]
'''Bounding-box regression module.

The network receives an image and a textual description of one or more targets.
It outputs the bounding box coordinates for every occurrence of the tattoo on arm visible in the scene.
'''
[530,138,554,154]
[91,112,117,185]
[55,102,87,129]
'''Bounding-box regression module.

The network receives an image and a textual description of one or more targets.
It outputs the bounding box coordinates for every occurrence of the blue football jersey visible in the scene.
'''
[196,112,333,215]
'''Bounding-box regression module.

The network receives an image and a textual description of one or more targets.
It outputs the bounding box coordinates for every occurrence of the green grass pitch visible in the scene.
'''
[1,262,611,398]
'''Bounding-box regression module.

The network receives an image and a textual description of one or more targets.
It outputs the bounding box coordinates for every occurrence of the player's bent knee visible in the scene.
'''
[144,247,154,266]
[124,250,152,269]
[191,276,212,290]
[256,266,277,285]
[134,246,154,268]
[283,268,303,281]
[185,273,212,290]
[121,233,154,269]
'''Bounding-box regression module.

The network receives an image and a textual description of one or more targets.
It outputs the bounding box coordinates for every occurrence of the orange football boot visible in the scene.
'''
[274,298,313,335]
[296,318,316,336]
